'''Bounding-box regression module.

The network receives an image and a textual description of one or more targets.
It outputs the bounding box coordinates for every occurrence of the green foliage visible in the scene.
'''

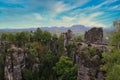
[110,31,120,47]
[0,28,79,80]
[88,48,97,57]
[102,20,120,80]
[62,64,78,80]
[52,34,58,39]
[41,30,51,44]
[53,56,77,80]
[0,32,8,41]
[66,44,74,57]
[102,49,120,80]
[110,19,120,49]
[0,53,5,80]
[28,48,38,62]
[106,65,120,80]
[20,31,30,42]
[46,50,56,64]
[22,69,33,80]
[113,19,120,30]
[7,33,16,42]
[38,50,57,80]
[53,56,72,76]
[74,34,83,41]
[58,35,64,57]
[34,28,42,41]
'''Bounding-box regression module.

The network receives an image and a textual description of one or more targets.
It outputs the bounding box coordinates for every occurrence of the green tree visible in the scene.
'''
[7,33,16,42]
[102,19,120,80]
[0,32,8,41]
[52,34,58,39]
[34,28,42,41]
[113,19,120,30]
[53,56,76,80]
[39,50,57,80]
[111,19,120,49]
[66,44,74,57]
[58,35,64,57]
[102,49,120,80]
[74,34,83,42]
[15,31,30,47]
[22,69,33,80]
[15,32,22,46]
[20,31,30,46]
[62,64,78,80]
[41,30,51,44]
[0,53,5,80]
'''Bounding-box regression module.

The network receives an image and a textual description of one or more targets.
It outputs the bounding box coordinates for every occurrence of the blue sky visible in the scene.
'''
[0,0,120,29]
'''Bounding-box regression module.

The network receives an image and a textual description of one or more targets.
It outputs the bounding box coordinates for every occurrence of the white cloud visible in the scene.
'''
[94,0,118,9]
[81,0,118,11]
[89,12,103,18]
[39,12,107,27]
[77,12,107,27]
[61,16,75,22]
[109,5,120,10]
[33,13,43,20]
[52,0,90,16]
[79,20,106,27]
[53,1,69,15]
[41,16,75,27]
[1,0,117,28]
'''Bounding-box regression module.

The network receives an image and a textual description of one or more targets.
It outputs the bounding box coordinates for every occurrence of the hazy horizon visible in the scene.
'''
[0,0,120,29]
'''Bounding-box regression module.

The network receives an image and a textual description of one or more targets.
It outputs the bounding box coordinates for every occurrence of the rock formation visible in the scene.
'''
[4,45,26,80]
[61,29,73,48]
[77,27,105,80]
[0,42,39,80]
[50,37,58,55]
[84,27,103,44]
[0,27,108,80]
[77,47,105,80]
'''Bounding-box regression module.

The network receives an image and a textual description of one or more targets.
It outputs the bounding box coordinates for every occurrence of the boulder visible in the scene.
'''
[84,27,103,44]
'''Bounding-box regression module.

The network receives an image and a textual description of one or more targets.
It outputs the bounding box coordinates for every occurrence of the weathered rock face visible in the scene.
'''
[50,37,58,55]
[76,27,106,80]
[77,47,105,80]
[84,27,103,44]
[4,45,25,80]
[0,42,39,80]
[0,28,107,80]
[61,29,73,47]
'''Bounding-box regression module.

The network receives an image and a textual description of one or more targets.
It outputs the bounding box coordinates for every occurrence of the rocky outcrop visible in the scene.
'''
[0,27,107,80]
[77,27,105,80]
[61,29,73,47]
[4,45,25,80]
[0,42,39,80]
[50,37,58,55]
[77,46,105,80]
[84,27,103,44]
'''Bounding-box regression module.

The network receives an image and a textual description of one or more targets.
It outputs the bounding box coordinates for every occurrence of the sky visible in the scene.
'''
[0,0,120,29]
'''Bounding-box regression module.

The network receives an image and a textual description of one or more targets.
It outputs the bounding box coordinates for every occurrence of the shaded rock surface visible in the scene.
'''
[0,42,39,80]
[60,28,106,80]
[84,27,103,44]
[4,45,25,80]
[77,27,105,80]
[61,29,73,48]
[77,46,105,80]
[0,27,107,80]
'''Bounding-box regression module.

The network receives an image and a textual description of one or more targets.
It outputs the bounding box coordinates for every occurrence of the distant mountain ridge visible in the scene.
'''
[0,25,114,35]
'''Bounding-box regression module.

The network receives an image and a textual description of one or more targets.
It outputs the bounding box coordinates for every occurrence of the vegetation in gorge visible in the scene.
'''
[102,19,120,80]
[0,28,78,80]
[0,20,120,80]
